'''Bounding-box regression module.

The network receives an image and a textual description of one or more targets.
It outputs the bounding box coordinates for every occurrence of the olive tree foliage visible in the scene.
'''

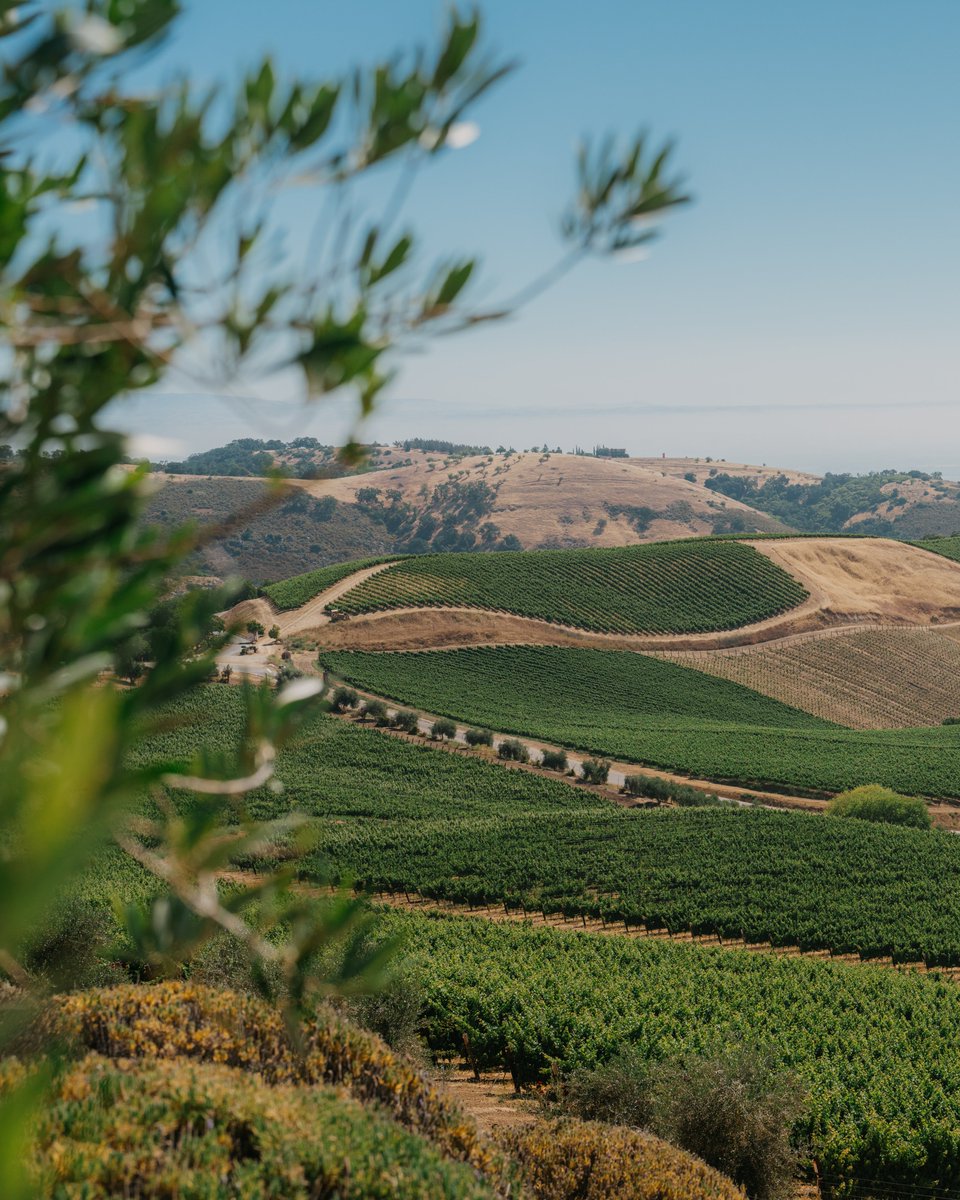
[0,0,687,1186]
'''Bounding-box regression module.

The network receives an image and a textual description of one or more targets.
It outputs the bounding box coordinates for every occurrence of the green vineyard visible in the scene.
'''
[127,691,960,964]
[388,909,960,1194]
[311,802,960,965]
[322,644,831,731]
[80,688,960,1193]
[326,539,809,634]
[125,685,589,823]
[914,535,960,564]
[263,554,403,611]
[321,644,960,796]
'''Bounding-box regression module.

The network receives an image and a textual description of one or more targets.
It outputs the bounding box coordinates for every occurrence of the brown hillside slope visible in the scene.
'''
[292,450,788,548]
[843,474,960,529]
[658,626,960,729]
[750,537,960,624]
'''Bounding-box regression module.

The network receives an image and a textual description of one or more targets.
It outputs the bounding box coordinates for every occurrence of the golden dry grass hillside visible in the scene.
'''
[750,537,960,625]
[637,457,960,537]
[844,474,960,526]
[657,626,960,729]
[292,449,789,548]
[635,457,821,487]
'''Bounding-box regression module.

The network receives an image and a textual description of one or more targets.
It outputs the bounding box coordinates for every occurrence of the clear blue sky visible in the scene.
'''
[118,1,960,476]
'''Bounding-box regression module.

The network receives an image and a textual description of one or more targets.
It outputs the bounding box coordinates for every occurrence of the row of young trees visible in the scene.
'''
[327,686,617,780]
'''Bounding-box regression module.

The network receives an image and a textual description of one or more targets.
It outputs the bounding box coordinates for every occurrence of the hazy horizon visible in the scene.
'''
[117,391,960,481]
[112,0,959,480]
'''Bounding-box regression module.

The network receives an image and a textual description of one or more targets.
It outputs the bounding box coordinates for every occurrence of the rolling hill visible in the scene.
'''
[316,539,809,634]
[249,535,960,654]
[143,447,792,583]
[144,441,960,587]
[233,535,960,796]
[292,448,791,547]
[647,456,960,537]
[143,475,393,584]
[320,642,960,797]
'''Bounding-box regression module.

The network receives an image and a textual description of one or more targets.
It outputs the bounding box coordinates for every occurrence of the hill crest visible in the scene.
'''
[291,448,790,548]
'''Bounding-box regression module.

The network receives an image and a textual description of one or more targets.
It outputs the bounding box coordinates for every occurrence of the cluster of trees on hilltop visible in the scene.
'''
[160,438,420,479]
[704,469,949,533]
[570,444,629,457]
[164,438,281,476]
[163,437,344,477]
[397,437,493,456]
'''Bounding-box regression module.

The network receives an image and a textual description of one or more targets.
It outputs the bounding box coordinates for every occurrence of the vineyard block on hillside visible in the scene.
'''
[326,539,808,634]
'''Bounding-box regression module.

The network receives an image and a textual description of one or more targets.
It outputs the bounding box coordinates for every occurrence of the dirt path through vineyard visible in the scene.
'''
[308,596,832,653]
[277,561,400,636]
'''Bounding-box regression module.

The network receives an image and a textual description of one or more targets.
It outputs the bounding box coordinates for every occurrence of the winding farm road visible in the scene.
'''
[278,561,401,636]
[220,559,401,649]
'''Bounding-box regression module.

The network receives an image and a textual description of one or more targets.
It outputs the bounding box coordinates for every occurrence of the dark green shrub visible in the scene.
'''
[540,749,569,772]
[345,960,427,1063]
[189,931,273,994]
[623,774,719,807]
[624,774,670,801]
[580,758,610,785]
[431,718,457,741]
[391,709,421,734]
[274,663,303,688]
[17,897,121,992]
[464,728,493,747]
[672,786,721,807]
[331,685,359,713]
[648,1049,803,1200]
[362,699,389,725]
[498,738,529,763]
[826,785,931,829]
[560,1047,652,1127]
